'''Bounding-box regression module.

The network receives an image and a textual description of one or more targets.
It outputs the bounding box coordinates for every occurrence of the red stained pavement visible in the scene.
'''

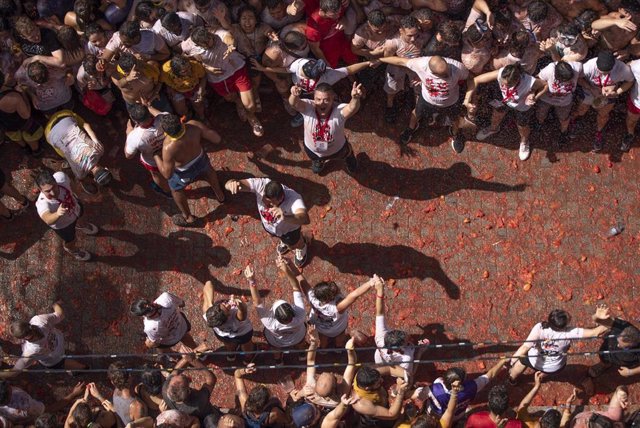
[0,87,639,409]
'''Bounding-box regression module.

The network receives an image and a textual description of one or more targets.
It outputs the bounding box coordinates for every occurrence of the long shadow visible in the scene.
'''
[352,153,527,200]
[311,241,460,299]
[97,229,232,283]
[0,210,48,260]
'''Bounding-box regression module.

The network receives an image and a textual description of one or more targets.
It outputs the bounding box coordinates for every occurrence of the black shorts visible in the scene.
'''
[495,104,534,127]
[213,328,254,345]
[265,226,301,246]
[520,355,564,374]
[42,358,66,370]
[303,140,354,161]
[53,203,84,243]
[415,96,461,122]
[157,313,192,349]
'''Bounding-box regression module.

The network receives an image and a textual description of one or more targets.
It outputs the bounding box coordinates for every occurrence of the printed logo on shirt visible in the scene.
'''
[259,208,279,224]
[424,78,450,98]
[298,78,317,93]
[550,80,574,96]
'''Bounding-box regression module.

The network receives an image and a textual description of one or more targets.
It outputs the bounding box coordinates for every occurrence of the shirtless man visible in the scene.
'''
[154,114,224,227]
[592,5,640,58]
[111,53,171,113]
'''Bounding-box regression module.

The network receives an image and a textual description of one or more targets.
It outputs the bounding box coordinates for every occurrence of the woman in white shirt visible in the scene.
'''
[244,259,307,364]
[509,309,609,383]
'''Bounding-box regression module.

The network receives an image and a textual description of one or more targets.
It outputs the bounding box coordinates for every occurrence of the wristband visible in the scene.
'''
[376,294,384,299]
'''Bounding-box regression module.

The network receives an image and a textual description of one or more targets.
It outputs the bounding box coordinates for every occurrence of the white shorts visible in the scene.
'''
[384,65,419,95]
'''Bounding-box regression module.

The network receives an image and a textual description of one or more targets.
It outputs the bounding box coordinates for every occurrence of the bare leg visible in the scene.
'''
[596,104,614,132]
[201,167,225,202]
[516,124,531,143]
[170,190,195,222]
[626,111,640,135]
[180,332,199,350]
[333,331,348,348]
[150,171,171,193]
[489,109,507,131]
[509,359,528,381]
[240,90,263,137]
[64,359,88,370]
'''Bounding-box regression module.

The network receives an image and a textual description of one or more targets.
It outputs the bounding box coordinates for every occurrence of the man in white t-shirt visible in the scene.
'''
[102,21,170,62]
[288,82,363,175]
[152,11,201,52]
[35,170,98,262]
[130,292,199,353]
[125,104,172,199]
[225,176,310,267]
[574,51,634,152]
[1,302,87,378]
[380,54,470,153]
[0,382,45,424]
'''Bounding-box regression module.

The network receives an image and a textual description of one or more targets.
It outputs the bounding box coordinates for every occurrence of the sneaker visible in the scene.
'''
[345,153,358,174]
[592,131,603,152]
[277,241,290,256]
[399,128,415,145]
[69,250,91,261]
[290,113,304,128]
[311,159,325,174]
[294,243,308,268]
[519,141,531,161]
[77,223,99,235]
[384,105,397,123]
[451,134,465,154]
[620,133,634,152]
[476,126,499,141]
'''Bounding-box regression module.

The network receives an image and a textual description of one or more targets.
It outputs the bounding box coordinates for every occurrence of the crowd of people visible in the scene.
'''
[1,0,640,426]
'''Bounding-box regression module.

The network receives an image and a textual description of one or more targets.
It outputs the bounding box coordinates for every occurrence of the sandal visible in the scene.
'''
[171,214,199,227]
[248,119,264,137]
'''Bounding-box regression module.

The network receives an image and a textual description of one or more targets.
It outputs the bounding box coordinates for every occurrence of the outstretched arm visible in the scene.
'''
[244,265,262,306]
[341,82,364,120]
[321,395,359,428]
[288,85,306,112]
[235,364,257,411]
[336,275,379,313]
[375,277,385,317]
[277,257,302,292]
[341,337,358,387]
[378,56,409,67]
[202,280,215,313]
[517,371,544,412]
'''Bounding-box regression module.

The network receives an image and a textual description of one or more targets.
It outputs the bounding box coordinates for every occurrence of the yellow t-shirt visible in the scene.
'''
[161,60,205,92]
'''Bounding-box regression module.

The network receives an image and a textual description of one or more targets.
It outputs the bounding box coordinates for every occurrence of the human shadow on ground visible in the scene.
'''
[311,241,460,299]
[96,229,231,283]
[352,153,527,200]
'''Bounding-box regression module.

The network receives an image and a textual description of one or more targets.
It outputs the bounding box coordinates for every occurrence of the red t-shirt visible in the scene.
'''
[465,412,524,428]
[304,0,345,42]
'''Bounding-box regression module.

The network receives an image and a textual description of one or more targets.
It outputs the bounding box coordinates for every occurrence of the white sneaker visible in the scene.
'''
[476,127,499,141]
[77,223,99,235]
[519,141,531,161]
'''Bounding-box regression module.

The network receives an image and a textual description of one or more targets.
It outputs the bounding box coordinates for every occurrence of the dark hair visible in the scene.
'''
[0,70,4,88]
[619,325,640,346]
[13,15,37,38]
[191,26,212,47]
[464,23,484,44]
[312,281,339,303]
[502,63,523,86]
[527,0,548,23]
[27,61,48,84]
[35,169,56,188]
[238,5,259,21]
[118,53,136,73]
[400,15,419,30]
[265,0,284,9]
[488,385,509,416]
[558,22,580,38]
[282,31,307,51]
[367,9,386,27]
[85,22,104,38]
[540,409,562,428]
[194,0,211,6]
[319,0,341,13]
[35,413,59,428]
[130,298,154,316]
[74,0,96,25]
[438,20,462,46]
[493,9,512,28]
[203,413,222,428]
[597,51,615,72]
[264,181,284,199]
[135,1,156,20]
[170,56,190,75]
[355,366,381,388]
[509,30,530,57]
[314,82,334,95]
[246,385,270,414]
[72,402,94,427]
[621,0,640,13]
[0,381,8,405]
[0,0,17,17]
[57,25,82,50]
[543,309,570,331]
[141,366,165,395]
[443,367,466,389]
[412,415,441,428]
[0,17,9,32]
[555,61,574,82]
[129,103,152,124]
[108,361,131,389]
[82,54,99,76]
[161,12,182,33]
[159,113,183,136]
[274,302,295,324]
[574,9,598,32]
[120,20,141,44]
[384,330,407,350]
[205,303,229,327]
[411,8,434,22]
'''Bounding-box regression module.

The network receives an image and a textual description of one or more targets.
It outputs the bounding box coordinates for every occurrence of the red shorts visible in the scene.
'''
[140,156,159,172]
[320,33,358,68]
[209,66,252,97]
[627,95,640,115]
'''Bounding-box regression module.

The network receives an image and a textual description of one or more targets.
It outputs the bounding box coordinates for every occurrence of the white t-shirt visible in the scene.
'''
[288,59,349,93]
[525,322,585,372]
[629,59,640,109]
[125,115,166,166]
[152,12,199,47]
[143,292,188,346]
[374,315,415,375]
[246,178,306,236]
[14,313,65,369]
[538,61,582,107]
[300,100,348,158]
[204,301,254,338]
[36,172,81,230]
[498,67,535,111]
[307,290,348,337]
[181,31,244,83]
[106,29,167,57]
[406,56,468,108]
[256,292,307,347]
[582,57,633,89]
[0,387,45,424]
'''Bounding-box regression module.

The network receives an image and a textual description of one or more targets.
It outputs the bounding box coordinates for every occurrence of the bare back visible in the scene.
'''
[162,124,203,168]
